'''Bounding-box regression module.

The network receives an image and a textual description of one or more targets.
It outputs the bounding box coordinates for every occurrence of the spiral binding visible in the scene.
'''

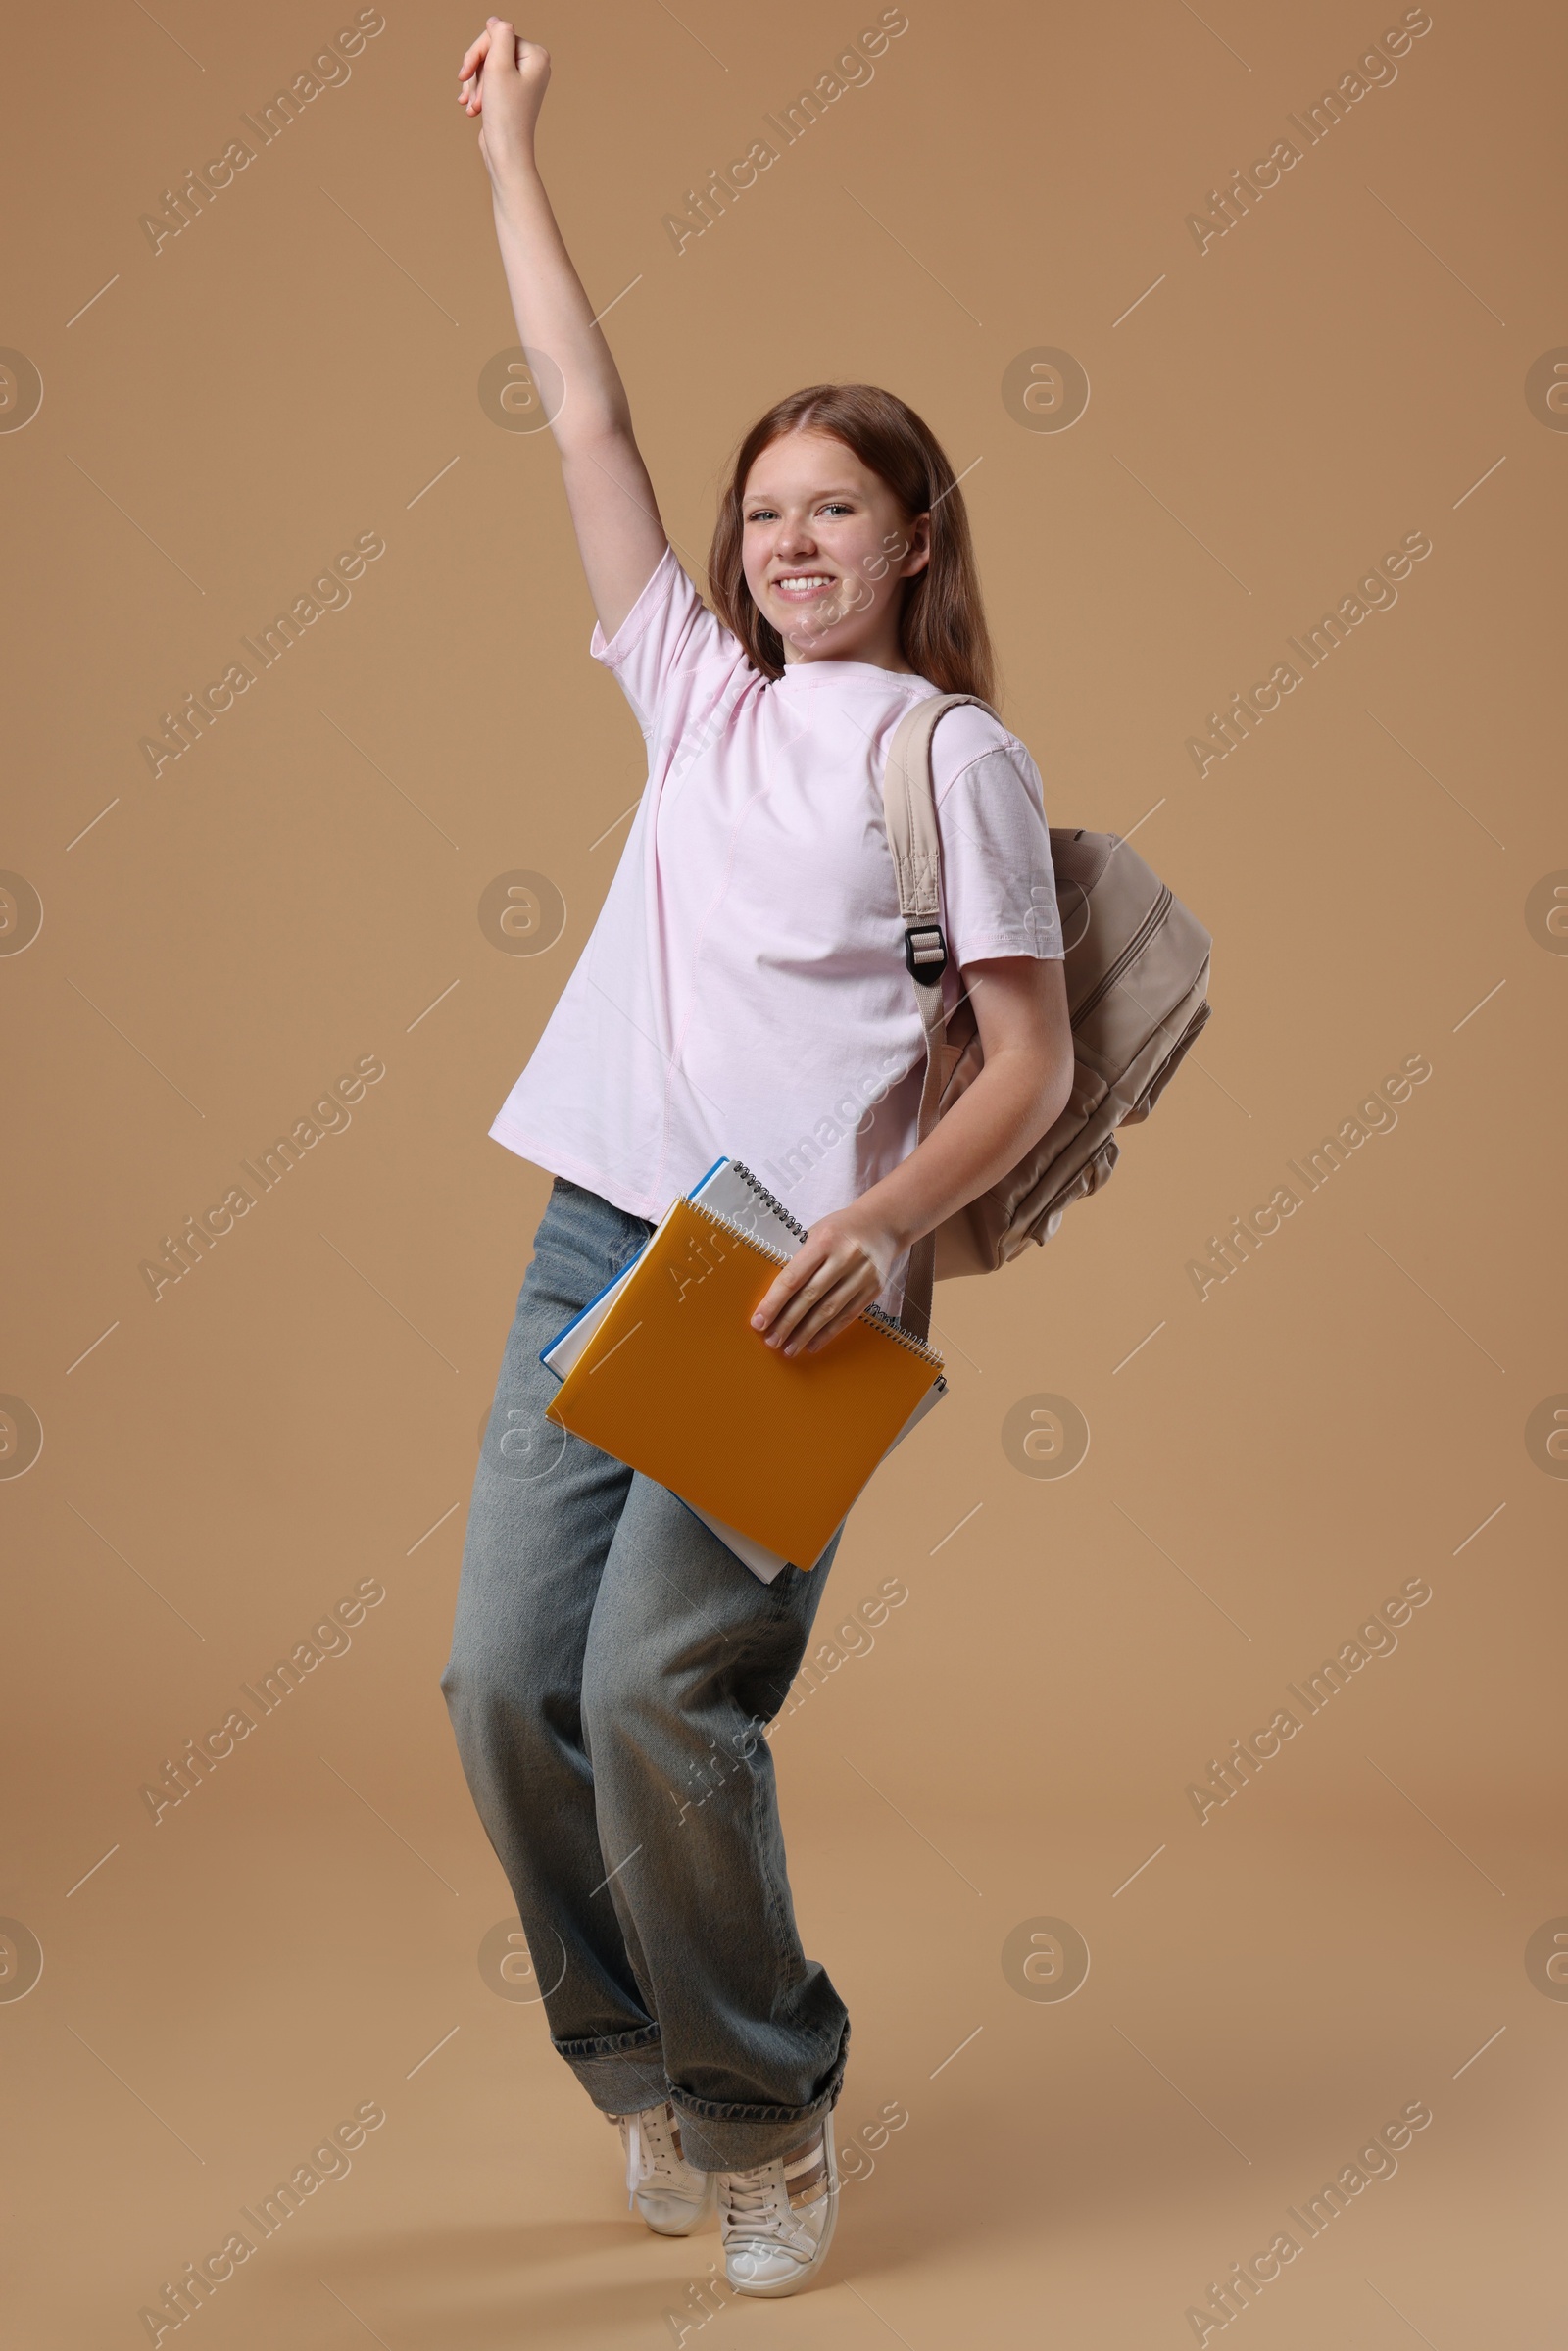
[861,1299,946,1367]
[687,1196,790,1269]
[684,1192,945,1371]
[723,1160,812,1246]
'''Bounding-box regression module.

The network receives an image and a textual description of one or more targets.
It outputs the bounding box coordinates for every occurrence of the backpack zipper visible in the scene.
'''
[1070,883,1172,1029]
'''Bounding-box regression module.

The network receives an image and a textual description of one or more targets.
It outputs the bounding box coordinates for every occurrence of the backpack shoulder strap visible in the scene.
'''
[881,692,1003,1339]
[883,691,1003,946]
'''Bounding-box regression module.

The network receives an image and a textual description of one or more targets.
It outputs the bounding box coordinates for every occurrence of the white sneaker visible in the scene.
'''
[610,2100,715,2236]
[717,2112,839,2297]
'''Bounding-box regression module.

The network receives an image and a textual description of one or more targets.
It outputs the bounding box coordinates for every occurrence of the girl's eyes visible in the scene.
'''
[744,502,857,521]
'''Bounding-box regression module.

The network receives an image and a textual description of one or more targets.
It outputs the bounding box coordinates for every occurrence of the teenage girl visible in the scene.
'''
[442,22,1074,2299]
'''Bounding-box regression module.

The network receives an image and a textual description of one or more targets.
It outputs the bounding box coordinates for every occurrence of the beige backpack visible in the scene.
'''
[883,693,1213,1337]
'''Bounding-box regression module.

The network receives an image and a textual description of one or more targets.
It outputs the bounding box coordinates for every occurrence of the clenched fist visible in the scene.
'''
[459,19,551,191]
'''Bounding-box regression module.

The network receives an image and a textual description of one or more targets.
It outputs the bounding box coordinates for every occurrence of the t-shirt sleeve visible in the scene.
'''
[932,714,1064,964]
[588,543,752,768]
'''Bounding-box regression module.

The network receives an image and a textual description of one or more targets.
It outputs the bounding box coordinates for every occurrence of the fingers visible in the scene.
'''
[459,20,520,112]
[769,1275,836,1352]
[750,1219,886,1355]
[798,1280,870,1354]
[458,27,490,109]
[485,19,520,73]
[750,1252,819,1339]
[765,1255,871,1355]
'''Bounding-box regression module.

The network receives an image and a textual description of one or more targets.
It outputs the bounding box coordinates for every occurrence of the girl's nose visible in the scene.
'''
[775,516,817,558]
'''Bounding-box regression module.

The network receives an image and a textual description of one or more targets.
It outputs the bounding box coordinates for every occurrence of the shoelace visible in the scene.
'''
[619,2105,687,2209]
[721,2158,802,2244]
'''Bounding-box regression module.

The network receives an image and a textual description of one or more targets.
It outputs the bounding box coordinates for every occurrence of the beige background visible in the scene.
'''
[3,0,1564,2342]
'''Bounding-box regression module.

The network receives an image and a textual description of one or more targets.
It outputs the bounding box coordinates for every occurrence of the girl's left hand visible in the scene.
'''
[749,1206,906,1357]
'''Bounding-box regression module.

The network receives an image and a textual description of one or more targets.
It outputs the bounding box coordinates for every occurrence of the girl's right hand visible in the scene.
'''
[459,20,552,191]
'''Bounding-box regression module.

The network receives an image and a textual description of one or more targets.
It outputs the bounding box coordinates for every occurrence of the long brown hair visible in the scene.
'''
[708,383,997,704]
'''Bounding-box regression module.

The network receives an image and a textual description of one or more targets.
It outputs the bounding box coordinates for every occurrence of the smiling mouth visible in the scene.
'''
[769,573,837,600]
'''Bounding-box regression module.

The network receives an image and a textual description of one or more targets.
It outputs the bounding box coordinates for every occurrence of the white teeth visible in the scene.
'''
[775,575,833,591]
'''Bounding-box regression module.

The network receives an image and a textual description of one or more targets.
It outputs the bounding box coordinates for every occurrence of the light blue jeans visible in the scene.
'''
[441,1176,851,2170]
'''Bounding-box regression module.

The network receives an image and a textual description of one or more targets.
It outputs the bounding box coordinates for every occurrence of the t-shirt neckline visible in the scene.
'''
[772,659,931,690]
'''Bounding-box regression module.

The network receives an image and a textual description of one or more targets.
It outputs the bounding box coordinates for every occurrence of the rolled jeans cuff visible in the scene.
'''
[557,2020,850,2172]
[554,2024,671,2120]
[671,2063,846,2173]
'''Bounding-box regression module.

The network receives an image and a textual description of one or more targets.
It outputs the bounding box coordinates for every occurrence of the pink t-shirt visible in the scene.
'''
[489,546,1064,1312]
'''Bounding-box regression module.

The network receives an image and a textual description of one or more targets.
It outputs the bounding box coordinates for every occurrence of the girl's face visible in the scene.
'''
[740,428,931,666]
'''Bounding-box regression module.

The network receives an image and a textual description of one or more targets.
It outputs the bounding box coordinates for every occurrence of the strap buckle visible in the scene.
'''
[903,921,948,983]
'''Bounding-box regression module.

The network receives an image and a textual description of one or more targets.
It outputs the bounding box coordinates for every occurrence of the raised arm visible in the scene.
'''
[460,22,668,639]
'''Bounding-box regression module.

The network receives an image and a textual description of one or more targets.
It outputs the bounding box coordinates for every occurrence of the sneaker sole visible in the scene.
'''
[726,2111,840,2299]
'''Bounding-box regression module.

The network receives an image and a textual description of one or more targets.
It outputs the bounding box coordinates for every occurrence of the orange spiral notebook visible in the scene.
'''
[544,1194,944,1570]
